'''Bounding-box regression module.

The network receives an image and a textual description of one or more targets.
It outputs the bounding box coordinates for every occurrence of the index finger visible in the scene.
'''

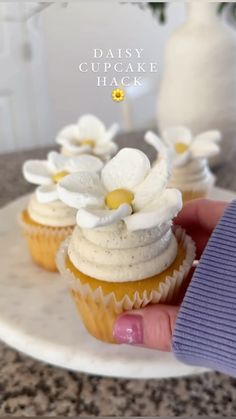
[174,199,228,258]
[174,198,228,231]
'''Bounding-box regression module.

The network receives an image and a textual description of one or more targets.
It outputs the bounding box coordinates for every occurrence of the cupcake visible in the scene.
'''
[56,114,119,161]
[145,127,221,203]
[20,151,103,272]
[57,148,195,343]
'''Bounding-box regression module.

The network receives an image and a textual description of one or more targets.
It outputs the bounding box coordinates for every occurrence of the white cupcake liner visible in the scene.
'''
[56,227,196,310]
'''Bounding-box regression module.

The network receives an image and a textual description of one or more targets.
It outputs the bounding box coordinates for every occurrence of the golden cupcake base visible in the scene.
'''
[71,290,120,343]
[20,210,74,272]
[57,228,195,343]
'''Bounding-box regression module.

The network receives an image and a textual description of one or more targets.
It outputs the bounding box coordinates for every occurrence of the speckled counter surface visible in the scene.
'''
[1,132,236,417]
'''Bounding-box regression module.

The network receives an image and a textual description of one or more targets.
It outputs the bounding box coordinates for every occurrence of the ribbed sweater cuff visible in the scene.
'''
[172,200,236,376]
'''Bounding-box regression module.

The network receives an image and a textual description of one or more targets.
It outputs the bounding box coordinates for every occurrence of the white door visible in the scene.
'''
[0,2,51,154]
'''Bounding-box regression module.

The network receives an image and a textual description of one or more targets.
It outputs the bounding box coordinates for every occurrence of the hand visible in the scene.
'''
[113,199,228,350]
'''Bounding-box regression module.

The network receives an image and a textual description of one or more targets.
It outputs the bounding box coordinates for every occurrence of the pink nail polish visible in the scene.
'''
[113,314,143,344]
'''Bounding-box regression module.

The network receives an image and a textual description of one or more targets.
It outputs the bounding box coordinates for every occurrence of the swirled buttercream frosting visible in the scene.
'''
[68,220,178,282]
[168,158,215,191]
[28,193,77,227]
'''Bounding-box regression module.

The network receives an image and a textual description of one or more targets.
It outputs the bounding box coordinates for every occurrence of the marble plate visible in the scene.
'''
[0,187,235,379]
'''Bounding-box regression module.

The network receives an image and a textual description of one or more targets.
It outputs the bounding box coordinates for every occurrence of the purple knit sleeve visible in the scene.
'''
[172,200,236,376]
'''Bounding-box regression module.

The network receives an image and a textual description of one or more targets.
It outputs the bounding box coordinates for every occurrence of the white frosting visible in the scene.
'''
[28,193,77,227]
[68,221,178,282]
[168,158,215,191]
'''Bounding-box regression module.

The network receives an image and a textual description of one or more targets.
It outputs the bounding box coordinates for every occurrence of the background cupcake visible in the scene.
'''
[57,148,195,343]
[145,127,221,203]
[20,151,103,272]
[56,114,119,161]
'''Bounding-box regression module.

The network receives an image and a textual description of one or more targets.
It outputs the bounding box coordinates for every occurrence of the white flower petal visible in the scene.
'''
[194,130,222,144]
[77,114,105,142]
[145,131,167,154]
[163,126,192,146]
[103,123,119,143]
[134,158,170,210]
[36,184,58,203]
[56,125,79,145]
[172,150,191,167]
[101,148,150,191]
[76,204,132,229]
[190,141,220,159]
[94,141,118,156]
[47,151,68,173]
[67,154,104,173]
[23,160,52,185]
[124,189,182,231]
[57,172,105,209]
[59,138,92,154]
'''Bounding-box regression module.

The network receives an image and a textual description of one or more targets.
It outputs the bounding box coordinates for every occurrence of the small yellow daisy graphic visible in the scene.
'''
[112,88,125,102]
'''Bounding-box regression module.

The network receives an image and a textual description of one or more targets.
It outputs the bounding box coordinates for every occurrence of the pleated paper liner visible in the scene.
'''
[57,227,196,343]
[19,210,74,272]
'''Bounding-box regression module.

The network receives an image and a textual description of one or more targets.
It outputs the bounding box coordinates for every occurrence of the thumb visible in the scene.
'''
[113,304,179,351]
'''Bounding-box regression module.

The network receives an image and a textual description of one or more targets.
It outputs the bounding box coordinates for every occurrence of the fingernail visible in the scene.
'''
[113,314,143,344]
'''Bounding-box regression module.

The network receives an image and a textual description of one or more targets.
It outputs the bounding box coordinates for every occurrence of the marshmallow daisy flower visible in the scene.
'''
[23,151,104,204]
[145,127,221,167]
[57,148,182,231]
[56,114,119,158]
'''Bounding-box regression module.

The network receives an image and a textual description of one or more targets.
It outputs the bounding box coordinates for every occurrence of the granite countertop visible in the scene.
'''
[1,132,236,416]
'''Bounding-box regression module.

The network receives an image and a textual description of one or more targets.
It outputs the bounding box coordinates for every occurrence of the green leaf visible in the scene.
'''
[147,2,167,24]
[218,2,236,22]
[218,2,227,14]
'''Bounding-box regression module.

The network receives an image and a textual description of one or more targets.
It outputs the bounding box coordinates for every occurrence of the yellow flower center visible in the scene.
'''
[80,139,96,148]
[105,188,134,210]
[112,89,125,102]
[52,171,69,183]
[174,142,189,154]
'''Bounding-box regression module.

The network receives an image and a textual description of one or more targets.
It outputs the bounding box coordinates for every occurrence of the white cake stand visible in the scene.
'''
[0,187,234,379]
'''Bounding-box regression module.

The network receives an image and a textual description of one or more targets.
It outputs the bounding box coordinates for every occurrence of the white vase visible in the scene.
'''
[157,2,236,164]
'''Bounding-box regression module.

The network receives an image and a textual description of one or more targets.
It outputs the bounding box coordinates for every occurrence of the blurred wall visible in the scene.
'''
[0,2,51,154]
[0,2,185,154]
[41,2,185,138]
